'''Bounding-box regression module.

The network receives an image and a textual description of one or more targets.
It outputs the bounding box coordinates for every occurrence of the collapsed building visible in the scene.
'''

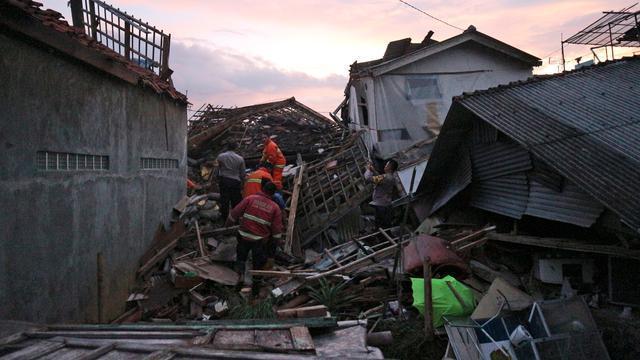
[417,56,640,245]
[338,26,541,159]
[413,57,640,356]
[0,0,187,323]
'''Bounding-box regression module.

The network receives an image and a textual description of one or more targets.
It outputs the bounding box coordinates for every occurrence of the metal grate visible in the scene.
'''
[36,151,109,171]
[69,0,171,79]
[140,157,178,170]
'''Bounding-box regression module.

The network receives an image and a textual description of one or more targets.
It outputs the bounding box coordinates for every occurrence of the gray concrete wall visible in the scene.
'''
[0,31,187,323]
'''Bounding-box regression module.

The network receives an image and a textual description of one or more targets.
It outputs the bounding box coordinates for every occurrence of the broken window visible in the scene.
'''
[358,96,369,126]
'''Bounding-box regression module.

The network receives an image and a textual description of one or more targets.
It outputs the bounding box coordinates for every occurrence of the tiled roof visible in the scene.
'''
[3,0,187,103]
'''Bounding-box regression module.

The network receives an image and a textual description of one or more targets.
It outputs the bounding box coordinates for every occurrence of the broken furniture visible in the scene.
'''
[445,297,610,360]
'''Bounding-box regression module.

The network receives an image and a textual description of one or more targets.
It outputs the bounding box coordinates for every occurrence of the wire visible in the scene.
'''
[397,0,464,31]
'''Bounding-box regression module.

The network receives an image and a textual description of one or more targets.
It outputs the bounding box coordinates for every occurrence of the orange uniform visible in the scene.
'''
[262,138,286,189]
[243,167,273,198]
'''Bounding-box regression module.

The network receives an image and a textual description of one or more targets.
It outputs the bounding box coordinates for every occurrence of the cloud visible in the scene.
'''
[169,42,347,113]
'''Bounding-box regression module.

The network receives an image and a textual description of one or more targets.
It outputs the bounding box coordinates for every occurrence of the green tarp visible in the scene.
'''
[411,275,475,328]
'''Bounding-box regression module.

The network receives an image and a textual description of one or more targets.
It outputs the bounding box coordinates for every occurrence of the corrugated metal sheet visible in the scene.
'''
[525,179,604,227]
[472,118,497,144]
[457,57,640,232]
[470,173,529,219]
[430,145,472,215]
[529,157,563,192]
[471,140,532,181]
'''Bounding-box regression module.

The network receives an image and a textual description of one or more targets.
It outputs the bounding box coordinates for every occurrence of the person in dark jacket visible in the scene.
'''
[215,142,245,221]
[364,159,398,229]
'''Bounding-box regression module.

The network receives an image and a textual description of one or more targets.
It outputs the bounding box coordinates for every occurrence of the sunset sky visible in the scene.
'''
[43,0,638,115]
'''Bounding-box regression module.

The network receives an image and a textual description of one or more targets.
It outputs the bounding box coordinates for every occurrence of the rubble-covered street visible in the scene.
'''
[2,0,640,359]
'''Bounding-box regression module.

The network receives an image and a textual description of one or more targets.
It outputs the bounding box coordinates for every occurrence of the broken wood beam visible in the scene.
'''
[324,248,342,267]
[285,162,306,255]
[455,237,488,252]
[306,239,409,280]
[194,221,207,257]
[487,232,640,259]
[449,225,496,247]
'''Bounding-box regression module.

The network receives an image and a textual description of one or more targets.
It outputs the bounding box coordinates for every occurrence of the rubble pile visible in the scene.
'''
[116,92,623,358]
[187,97,347,170]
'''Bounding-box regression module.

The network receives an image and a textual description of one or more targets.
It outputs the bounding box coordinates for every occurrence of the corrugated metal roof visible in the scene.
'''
[471,140,532,181]
[472,119,497,144]
[470,173,529,219]
[430,144,472,214]
[456,56,640,232]
[526,180,604,227]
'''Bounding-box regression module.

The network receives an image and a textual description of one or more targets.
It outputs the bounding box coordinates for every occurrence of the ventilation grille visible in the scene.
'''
[140,157,178,170]
[37,151,109,171]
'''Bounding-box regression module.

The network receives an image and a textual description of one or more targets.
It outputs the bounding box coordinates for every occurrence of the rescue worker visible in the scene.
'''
[215,142,245,221]
[225,181,283,279]
[260,135,286,189]
[243,162,273,198]
[364,159,399,229]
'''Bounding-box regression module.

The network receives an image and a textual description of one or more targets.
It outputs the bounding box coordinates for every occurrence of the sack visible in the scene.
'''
[411,275,475,328]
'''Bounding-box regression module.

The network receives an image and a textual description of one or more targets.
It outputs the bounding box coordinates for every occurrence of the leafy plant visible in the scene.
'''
[306,278,357,314]
[228,297,276,319]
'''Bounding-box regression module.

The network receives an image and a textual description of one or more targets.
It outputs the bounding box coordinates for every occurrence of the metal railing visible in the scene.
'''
[69,0,171,79]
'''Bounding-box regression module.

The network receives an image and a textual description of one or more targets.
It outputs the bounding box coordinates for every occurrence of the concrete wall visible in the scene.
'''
[0,31,187,323]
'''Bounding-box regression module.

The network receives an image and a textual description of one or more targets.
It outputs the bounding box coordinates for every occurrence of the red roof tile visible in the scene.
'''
[5,0,188,104]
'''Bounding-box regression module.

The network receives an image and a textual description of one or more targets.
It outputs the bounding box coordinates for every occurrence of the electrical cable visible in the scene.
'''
[397,0,464,31]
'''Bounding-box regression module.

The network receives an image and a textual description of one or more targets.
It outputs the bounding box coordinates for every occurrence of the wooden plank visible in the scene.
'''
[306,239,409,280]
[0,340,65,360]
[487,232,640,259]
[378,227,397,245]
[276,305,328,319]
[284,163,306,255]
[194,222,207,257]
[324,248,342,267]
[450,226,496,247]
[73,343,116,360]
[455,237,487,252]
[289,327,314,351]
[249,270,317,278]
[26,331,199,339]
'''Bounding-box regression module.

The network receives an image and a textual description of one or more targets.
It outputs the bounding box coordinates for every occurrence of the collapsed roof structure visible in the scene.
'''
[188,97,347,164]
[417,56,640,245]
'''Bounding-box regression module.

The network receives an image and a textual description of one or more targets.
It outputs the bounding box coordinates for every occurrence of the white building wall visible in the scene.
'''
[371,41,533,157]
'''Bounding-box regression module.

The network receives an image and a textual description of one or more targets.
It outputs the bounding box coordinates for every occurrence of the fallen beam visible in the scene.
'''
[487,232,640,259]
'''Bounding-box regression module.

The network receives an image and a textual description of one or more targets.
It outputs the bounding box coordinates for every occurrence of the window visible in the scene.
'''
[406,77,441,100]
[140,157,179,170]
[36,151,109,171]
[377,128,411,141]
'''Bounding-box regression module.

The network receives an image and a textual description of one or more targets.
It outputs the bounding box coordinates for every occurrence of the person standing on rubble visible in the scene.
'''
[260,135,286,190]
[365,159,399,229]
[225,181,283,279]
[215,142,246,221]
